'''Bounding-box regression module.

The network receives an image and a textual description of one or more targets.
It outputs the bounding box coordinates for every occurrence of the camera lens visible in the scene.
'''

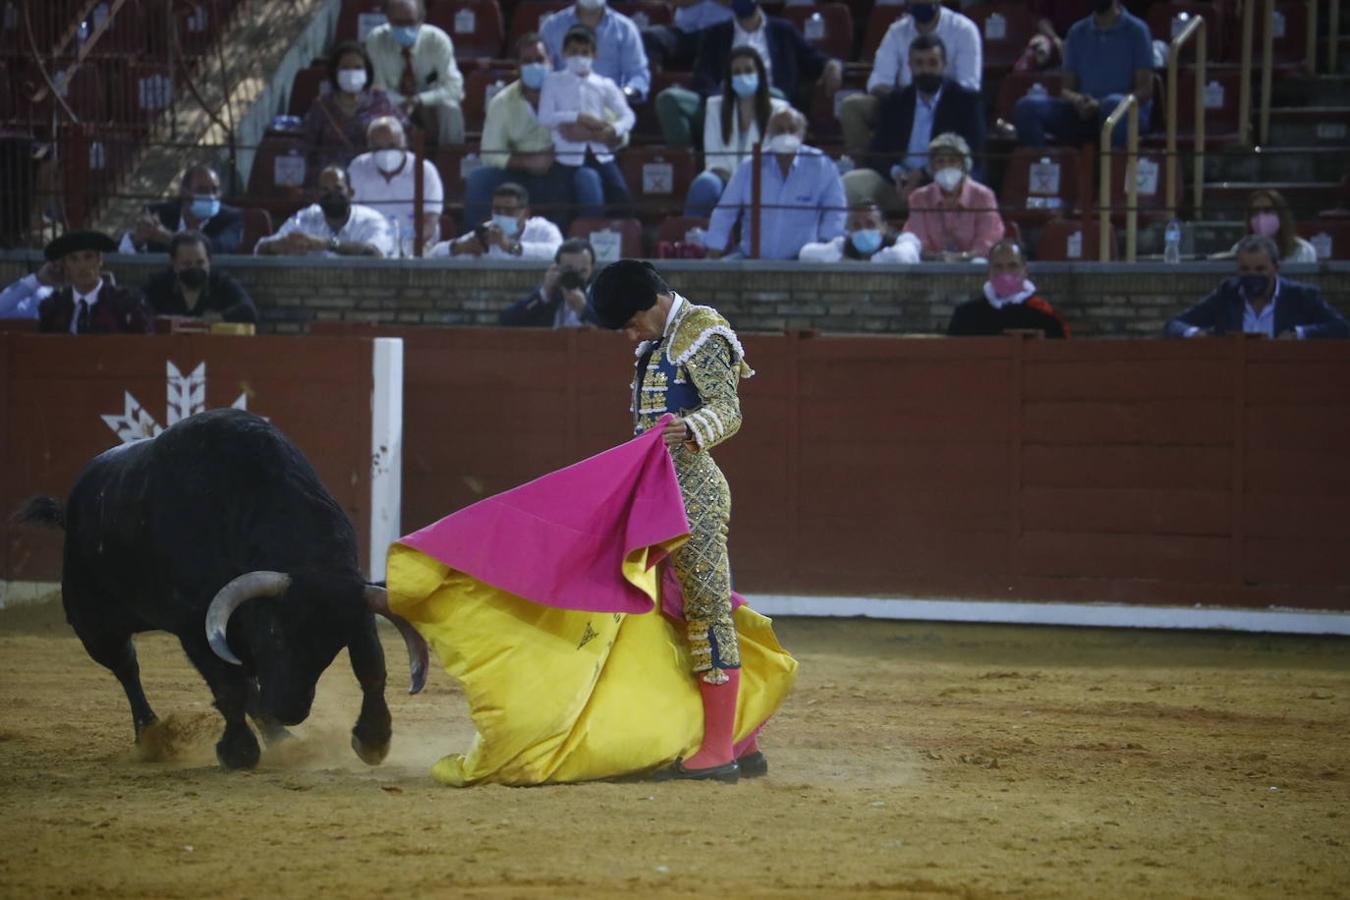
[559,270,586,290]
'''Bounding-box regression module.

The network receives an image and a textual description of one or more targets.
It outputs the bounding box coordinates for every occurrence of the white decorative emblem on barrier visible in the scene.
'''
[101,361,250,444]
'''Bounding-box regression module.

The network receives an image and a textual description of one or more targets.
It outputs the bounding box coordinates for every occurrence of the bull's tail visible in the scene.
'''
[12,496,65,530]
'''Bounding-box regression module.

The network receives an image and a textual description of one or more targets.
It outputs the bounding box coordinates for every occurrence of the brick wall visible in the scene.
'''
[3,253,1348,338]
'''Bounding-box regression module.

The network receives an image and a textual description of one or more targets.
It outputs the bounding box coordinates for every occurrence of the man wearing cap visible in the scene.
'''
[38,231,152,334]
[589,259,760,783]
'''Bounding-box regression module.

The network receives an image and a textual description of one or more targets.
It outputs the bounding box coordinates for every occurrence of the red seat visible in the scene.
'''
[433,143,483,201]
[963,2,1037,69]
[1035,217,1118,262]
[780,3,853,60]
[462,67,516,134]
[238,206,274,254]
[335,0,387,43]
[173,0,231,58]
[567,217,642,261]
[860,5,905,62]
[1146,2,1227,62]
[1100,150,1168,224]
[507,0,568,49]
[1000,146,1085,226]
[1298,220,1350,261]
[994,71,1065,123]
[632,69,688,140]
[618,146,696,220]
[427,0,505,60]
[1174,67,1242,137]
[1247,1,1307,65]
[247,134,312,199]
[287,65,329,117]
[612,0,672,30]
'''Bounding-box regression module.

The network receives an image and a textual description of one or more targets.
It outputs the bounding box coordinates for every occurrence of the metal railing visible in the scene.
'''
[1099,94,1139,263]
[1166,14,1206,221]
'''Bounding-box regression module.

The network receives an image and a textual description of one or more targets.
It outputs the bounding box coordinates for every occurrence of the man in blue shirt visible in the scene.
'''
[540,0,651,103]
[0,260,60,319]
[705,108,846,260]
[1013,0,1153,148]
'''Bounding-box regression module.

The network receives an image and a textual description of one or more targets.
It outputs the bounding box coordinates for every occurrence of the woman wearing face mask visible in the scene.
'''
[1213,189,1318,264]
[900,131,1004,262]
[302,42,408,172]
[684,48,789,218]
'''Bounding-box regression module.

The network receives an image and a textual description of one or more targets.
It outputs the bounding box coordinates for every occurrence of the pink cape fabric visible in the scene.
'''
[400,417,729,617]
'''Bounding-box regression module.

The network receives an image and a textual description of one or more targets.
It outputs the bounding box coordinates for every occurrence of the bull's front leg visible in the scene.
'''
[178,635,260,770]
[347,615,392,765]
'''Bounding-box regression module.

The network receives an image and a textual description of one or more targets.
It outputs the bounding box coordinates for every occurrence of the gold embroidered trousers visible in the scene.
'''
[670,445,740,683]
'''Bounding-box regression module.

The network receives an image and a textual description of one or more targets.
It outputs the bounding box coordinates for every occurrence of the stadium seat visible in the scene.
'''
[612,0,672,30]
[1245,1,1307,65]
[632,69,688,141]
[568,217,642,261]
[173,0,231,59]
[1146,2,1227,62]
[860,5,905,62]
[1000,146,1085,226]
[1101,150,1168,224]
[1035,217,1118,262]
[1174,67,1242,138]
[462,67,516,134]
[427,0,504,60]
[781,3,853,61]
[1298,220,1350,261]
[654,215,709,257]
[507,0,568,49]
[963,2,1037,69]
[335,0,387,43]
[238,206,274,254]
[433,143,483,202]
[287,65,329,117]
[247,134,312,199]
[618,146,696,220]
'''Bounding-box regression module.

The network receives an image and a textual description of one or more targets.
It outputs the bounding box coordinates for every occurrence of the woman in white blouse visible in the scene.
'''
[684,47,790,218]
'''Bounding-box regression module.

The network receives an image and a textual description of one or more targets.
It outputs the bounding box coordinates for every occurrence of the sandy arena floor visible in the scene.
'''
[0,598,1347,899]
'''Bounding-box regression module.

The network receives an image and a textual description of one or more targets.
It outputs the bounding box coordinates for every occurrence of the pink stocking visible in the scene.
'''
[684,668,740,769]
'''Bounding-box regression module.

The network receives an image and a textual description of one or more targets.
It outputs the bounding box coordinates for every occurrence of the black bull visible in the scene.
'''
[15,408,428,769]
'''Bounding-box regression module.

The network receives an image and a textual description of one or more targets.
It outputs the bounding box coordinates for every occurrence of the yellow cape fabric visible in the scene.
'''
[387,541,798,786]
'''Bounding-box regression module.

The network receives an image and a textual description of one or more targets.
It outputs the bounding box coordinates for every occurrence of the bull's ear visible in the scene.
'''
[363,586,429,695]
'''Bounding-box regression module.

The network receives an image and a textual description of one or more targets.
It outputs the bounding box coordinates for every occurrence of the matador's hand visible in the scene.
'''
[662,416,695,448]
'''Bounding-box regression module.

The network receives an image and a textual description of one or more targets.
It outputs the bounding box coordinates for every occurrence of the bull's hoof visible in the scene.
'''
[216,730,261,770]
[351,733,390,766]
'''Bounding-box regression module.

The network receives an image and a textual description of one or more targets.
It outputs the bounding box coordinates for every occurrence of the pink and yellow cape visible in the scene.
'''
[386,420,798,785]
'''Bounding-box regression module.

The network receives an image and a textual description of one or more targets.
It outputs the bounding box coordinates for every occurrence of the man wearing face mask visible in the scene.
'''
[658,0,842,148]
[1013,0,1153,149]
[142,232,257,324]
[120,165,243,255]
[256,165,395,258]
[798,201,920,264]
[842,34,983,215]
[499,239,599,327]
[901,132,1003,262]
[948,239,1068,337]
[841,1,981,157]
[539,0,650,105]
[705,107,845,260]
[432,182,563,260]
[364,0,465,146]
[468,33,605,229]
[1165,236,1348,340]
[348,116,445,254]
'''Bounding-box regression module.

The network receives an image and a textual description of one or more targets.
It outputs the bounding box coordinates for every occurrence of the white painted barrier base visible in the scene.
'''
[745,595,1350,636]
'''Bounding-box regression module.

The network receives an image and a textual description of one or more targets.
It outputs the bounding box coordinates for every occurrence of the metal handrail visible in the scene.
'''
[1166,15,1206,221]
[1238,0,1254,145]
[1258,0,1275,145]
[1332,0,1342,75]
[1308,0,1319,75]
[1099,94,1139,263]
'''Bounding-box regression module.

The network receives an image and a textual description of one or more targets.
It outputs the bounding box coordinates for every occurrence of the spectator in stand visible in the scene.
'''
[364,0,465,146]
[902,133,1003,262]
[642,0,734,73]
[256,165,395,257]
[430,182,564,260]
[656,0,842,148]
[948,239,1068,337]
[1013,34,1060,73]
[142,232,257,324]
[538,25,635,216]
[38,231,152,334]
[348,116,444,254]
[1209,189,1318,264]
[1029,0,1090,61]
[841,35,984,214]
[1013,0,1153,149]
[1165,235,1348,340]
[798,201,920,263]
[839,1,980,157]
[540,0,651,104]
[119,165,243,255]
[499,238,598,327]
[0,259,62,319]
[685,47,790,218]
[468,32,604,228]
[302,41,408,173]
[705,107,845,260]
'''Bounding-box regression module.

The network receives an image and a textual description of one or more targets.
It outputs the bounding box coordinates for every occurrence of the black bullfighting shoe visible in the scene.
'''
[651,757,741,783]
[737,750,768,778]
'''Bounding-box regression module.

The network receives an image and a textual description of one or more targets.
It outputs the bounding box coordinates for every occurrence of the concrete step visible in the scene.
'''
[1267,106,1350,146]
[1271,75,1350,107]
[1203,147,1347,183]
[1202,181,1341,220]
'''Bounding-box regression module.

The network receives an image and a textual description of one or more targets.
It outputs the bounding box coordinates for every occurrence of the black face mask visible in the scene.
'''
[913,72,943,95]
[319,190,351,221]
[178,267,208,290]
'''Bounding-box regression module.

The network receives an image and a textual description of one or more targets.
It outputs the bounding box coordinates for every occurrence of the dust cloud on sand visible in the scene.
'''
[1,598,1347,899]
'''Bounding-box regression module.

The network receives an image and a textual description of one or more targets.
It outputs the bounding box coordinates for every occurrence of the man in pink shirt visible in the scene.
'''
[901,132,1004,261]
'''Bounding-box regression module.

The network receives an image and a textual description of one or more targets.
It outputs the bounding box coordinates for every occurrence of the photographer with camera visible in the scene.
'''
[431,182,564,261]
[498,238,597,328]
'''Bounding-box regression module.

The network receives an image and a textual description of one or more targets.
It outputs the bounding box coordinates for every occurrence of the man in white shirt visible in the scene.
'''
[348,116,445,255]
[255,165,396,258]
[430,181,564,260]
[839,1,981,156]
[365,0,465,145]
[0,259,61,319]
[538,25,636,215]
[798,201,920,263]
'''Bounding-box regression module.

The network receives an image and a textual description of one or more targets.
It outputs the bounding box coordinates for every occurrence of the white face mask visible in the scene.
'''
[565,55,593,76]
[337,68,367,94]
[765,132,802,155]
[934,166,964,193]
[373,147,405,173]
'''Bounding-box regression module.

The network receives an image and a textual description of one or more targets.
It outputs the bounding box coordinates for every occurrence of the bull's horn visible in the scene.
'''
[363,585,429,695]
[205,571,292,665]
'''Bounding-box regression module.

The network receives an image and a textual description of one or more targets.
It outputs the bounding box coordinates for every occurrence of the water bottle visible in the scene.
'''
[684,226,705,247]
[1027,82,1048,101]
[836,154,855,175]
[1163,219,1182,264]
